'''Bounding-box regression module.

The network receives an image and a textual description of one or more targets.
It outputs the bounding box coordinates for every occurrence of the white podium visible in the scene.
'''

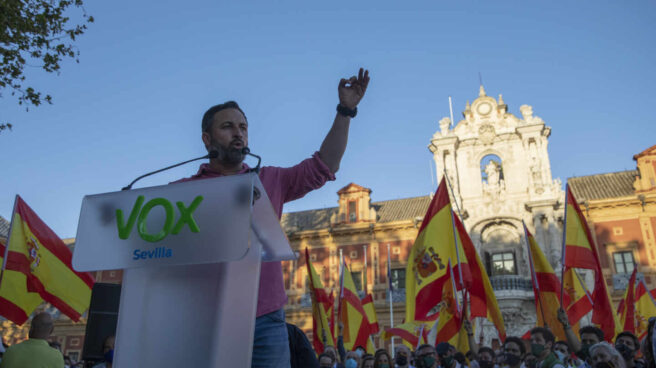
[72,173,295,367]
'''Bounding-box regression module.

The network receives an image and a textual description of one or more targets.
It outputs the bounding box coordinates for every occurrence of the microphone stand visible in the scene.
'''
[121,151,217,191]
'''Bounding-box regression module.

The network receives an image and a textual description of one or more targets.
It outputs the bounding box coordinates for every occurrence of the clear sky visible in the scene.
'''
[1,1,655,238]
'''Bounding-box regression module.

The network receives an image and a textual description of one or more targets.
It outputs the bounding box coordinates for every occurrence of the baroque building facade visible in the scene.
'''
[428,86,565,343]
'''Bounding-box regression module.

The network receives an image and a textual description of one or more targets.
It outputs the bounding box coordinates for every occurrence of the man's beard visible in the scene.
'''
[210,139,244,165]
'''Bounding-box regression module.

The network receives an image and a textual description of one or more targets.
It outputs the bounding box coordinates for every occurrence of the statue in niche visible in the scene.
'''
[483,160,505,197]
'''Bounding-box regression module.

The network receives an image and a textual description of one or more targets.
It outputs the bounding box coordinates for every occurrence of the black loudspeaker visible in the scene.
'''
[82,283,121,363]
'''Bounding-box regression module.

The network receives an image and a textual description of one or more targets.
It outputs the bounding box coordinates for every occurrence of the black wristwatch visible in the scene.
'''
[337,104,357,118]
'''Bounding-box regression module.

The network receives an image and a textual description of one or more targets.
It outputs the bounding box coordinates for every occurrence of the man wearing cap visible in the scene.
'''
[176,68,370,368]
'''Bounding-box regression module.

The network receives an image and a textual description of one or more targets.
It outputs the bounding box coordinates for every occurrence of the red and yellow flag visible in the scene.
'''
[405,178,472,323]
[305,248,335,353]
[339,260,375,352]
[361,293,379,334]
[619,268,638,334]
[634,280,656,339]
[524,223,567,340]
[561,267,593,331]
[0,241,43,325]
[562,186,619,341]
[383,321,430,349]
[434,261,463,344]
[456,214,505,340]
[0,196,94,323]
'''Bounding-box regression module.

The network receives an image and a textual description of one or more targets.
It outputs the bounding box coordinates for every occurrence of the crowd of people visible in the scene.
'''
[302,309,655,368]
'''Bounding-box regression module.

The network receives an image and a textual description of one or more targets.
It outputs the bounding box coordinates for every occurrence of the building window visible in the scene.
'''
[352,271,363,291]
[393,246,401,255]
[613,251,635,274]
[613,227,623,235]
[350,251,358,259]
[390,268,406,290]
[491,252,516,276]
[348,201,357,222]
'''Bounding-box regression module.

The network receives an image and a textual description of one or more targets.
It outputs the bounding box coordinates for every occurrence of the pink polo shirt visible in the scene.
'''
[174,152,335,317]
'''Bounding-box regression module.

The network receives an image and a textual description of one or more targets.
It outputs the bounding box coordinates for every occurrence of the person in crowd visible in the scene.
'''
[437,342,457,368]
[362,354,375,368]
[344,350,362,368]
[554,341,574,367]
[415,344,438,368]
[320,353,337,368]
[91,335,115,368]
[524,353,538,368]
[557,308,604,364]
[455,352,467,368]
[287,323,319,368]
[375,348,392,368]
[0,312,65,368]
[614,332,644,368]
[589,342,626,368]
[325,345,344,368]
[502,336,525,368]
[477,347,496,368]
[179,67,369,367]
[641,318,655,368]
[395,345,414,368]
[530,327,565,368]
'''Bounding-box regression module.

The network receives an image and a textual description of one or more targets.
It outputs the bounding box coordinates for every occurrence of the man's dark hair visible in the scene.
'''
[616,331,639,348]
[579,326,604,342]
[418,344,436,352]
[202,101,247,132]
[531,327,555,344]
[554,341,569,353]
[503,336,526,355]
[479,346,495,358]
[454,352,466,364]
[318,352,335,364]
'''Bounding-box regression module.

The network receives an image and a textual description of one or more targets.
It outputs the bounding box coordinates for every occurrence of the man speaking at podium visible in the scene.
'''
[176,68,370,367]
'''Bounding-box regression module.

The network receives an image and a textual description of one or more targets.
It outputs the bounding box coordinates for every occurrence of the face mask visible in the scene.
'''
[356,349,365,357]
[554,351,566,362]
[396,355,408,366]
[418,356,436,368]
[441,356,454,368]
[504,353,521,366]
[345,358,358,368]
[379,364,390,368]
[479,360,494,368]
[615,343,634,360]
[530,343,545,356]
[525,360,537,368]
[104,349,114,363]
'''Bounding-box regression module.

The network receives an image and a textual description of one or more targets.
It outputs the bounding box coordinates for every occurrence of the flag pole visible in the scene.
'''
[573,268,594,306]
[416,324,425,350]
[523,221,548,327]
[363,245,368,295]
[0,195,19,289]
[560,183,570,302]
[387,243,395,357]
[338,249,344,324]
[444,170,466,290]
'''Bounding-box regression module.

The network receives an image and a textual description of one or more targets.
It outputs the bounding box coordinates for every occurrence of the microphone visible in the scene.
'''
[121,153,213,191]
[241,147,262,174]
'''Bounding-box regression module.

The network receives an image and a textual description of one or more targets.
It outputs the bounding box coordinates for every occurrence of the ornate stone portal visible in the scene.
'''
[428,86,564,345]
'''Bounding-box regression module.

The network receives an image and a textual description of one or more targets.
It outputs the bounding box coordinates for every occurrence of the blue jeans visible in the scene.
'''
[252,309,290,368]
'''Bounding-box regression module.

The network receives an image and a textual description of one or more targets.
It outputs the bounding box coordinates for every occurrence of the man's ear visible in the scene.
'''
[202,131,211,148]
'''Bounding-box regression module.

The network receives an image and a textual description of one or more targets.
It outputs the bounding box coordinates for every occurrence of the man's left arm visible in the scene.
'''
[318,68,370,174]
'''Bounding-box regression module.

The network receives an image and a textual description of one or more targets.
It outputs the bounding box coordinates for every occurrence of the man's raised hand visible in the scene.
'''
[338,68,370,110]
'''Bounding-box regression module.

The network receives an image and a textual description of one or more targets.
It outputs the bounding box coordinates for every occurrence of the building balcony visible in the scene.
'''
[386,288,406,303]
[490,275,533,291]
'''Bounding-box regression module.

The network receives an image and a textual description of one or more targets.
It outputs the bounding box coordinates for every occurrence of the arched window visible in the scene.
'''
[481,154,504,184]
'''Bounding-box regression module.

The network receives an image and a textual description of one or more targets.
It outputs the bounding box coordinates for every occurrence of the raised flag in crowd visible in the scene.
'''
[0,195,94,325]
[305,248,335,353]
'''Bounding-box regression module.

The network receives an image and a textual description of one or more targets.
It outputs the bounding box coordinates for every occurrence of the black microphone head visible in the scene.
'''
[241,147,251,155]
[208,150,219,159]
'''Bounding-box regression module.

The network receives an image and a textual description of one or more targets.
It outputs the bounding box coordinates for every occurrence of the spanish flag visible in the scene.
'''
[634,280,656,339]
[455,214,505,341]
[562,186,619,341]
[524,222,566,340]
[619,268,638,334]
[0,196,94,323]
[339,260,375,352]
[405,178,472,323]
[561,267,592,333]
[434,260,465,348]
[383,321,430,349]
[361,293,379,334]
[305,248,335,353]
[0,240,43,325]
